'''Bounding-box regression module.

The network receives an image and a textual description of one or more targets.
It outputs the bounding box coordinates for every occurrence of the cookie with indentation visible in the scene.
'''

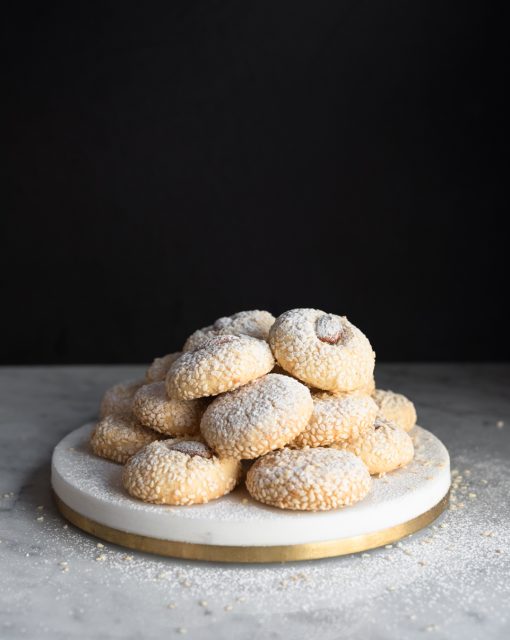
[132,382,205,436]
[246,447,371,511]
[122,439,241,505]
[145,352,182,383]
[268,309,375,393]
[183,310,275,352]
[292,391,378,448]
[99,378,145,418]
[374,389,417,432]
[90,414,162,464]
[334,416,414,475]
[200,373,313,459]
[166,334,275,400]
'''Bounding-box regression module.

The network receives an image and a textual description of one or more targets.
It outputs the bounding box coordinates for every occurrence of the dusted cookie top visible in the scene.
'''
[183,310,275,352]
[200,373,313,459]
[166,334,275,400]
[335,416,414,475]
[374,389,417,432]
[122,439,241,505]
[132,382,205,436]
[99,378,145,419]
[269,309,375,393]
[90,414,162,464]
[145,352,182,383]
[246,447,371,511]
[293,391,378,448]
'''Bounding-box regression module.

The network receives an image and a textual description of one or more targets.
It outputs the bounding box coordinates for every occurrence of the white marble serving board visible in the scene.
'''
[51,423,450,547]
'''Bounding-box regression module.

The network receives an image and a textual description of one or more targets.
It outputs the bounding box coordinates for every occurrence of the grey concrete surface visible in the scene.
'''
[0,364,509,640]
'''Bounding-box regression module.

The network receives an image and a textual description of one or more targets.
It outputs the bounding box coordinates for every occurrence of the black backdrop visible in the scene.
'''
[3,1,506,363]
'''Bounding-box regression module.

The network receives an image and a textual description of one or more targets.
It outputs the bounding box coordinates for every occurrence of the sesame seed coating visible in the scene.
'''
[200,374,313,459]
[374,389,417,432]
[122,440,241,505]
[166,335,275,400]
[292,391,378,448]
[90,414,162,464]
[145,352,182,383]
[99,378,145,418]
[268,309,375,393]
[132,382,205,436]
[334,416,414,475]
[182,310,275,352]
[246,447,372,511]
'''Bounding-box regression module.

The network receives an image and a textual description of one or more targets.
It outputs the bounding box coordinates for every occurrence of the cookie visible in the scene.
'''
[132,382,205,436]
[183,310,275,352]
[122,440,241,505]
[246,447,371,511]
[335,416,414,475]
[99,378,145,418]
[292,391,378,448]
[145,352,182,383]
[166,334,274,400]
[200,373,313,459]
[374,389,417,432]
[90,414,162,464]
[268,309,375,393]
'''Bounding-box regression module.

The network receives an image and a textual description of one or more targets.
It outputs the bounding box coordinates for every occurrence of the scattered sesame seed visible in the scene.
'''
[481,531,494,537]
[198,600,208,607]
[95,554,106,562]
[385,544,393,549]
[36,516,44,522]
[176,627,187,634]
[37,505,44,510]
[224,604,233,611]
[167,603,176,609]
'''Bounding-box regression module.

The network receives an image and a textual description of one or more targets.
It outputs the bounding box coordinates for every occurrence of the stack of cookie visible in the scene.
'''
[90,309,417,511]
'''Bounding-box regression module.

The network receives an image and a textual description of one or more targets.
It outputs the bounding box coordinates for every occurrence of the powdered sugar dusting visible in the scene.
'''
[53,423,448,524]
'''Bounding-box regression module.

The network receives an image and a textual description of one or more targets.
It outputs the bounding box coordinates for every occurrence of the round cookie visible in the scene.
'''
[99,378,145,418]
[200,373,313,459]
[183,310,275,352]
[166,334,274,400]
[292,391,378,448]
[374,389,417,432]
[132,382,205,436]
[90,414,162,464]
[268,309,375,393]
[335,416,414,475]
[145,352,182,383]
[246,447,371,511]
[123,440,241,505]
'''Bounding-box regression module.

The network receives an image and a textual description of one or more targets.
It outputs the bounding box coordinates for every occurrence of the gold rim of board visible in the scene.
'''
[53,490,449,563]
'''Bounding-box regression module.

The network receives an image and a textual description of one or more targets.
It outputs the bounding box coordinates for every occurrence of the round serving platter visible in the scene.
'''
[51,423,450,563]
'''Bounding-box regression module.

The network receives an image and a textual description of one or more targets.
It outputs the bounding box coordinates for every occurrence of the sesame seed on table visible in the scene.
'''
[0,364,509,640]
